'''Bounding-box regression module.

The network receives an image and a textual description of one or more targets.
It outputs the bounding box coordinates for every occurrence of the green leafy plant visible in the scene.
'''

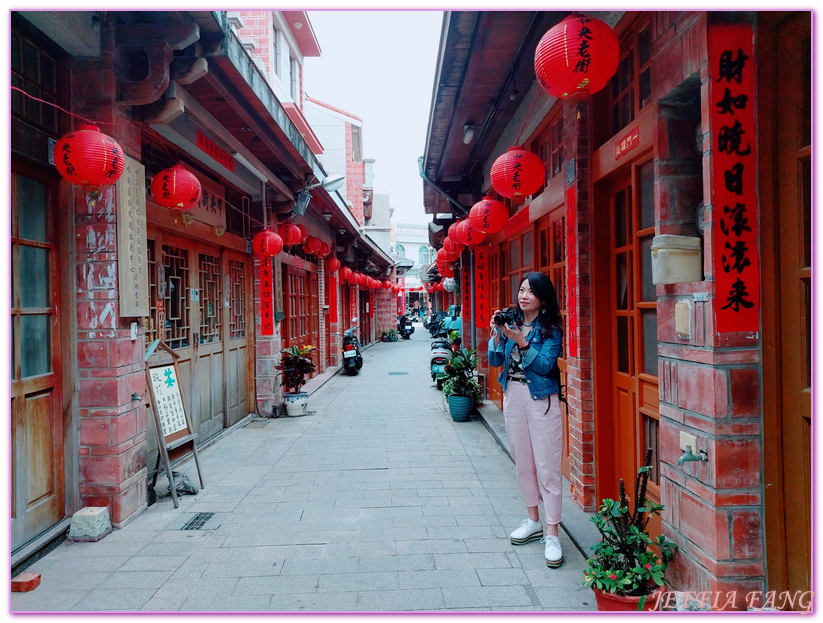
[448,330,460,343]
[583,448,677,610]
[277,345,317,393]
[441,348,483,403]
[388,329,397,339]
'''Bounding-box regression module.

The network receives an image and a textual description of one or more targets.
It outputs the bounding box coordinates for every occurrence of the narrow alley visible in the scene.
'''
[11,327,594,612]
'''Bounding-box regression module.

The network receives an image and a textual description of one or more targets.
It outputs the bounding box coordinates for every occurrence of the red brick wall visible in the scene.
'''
[345,122,366,225]
[235,11,273,78]
[374,269,398,337]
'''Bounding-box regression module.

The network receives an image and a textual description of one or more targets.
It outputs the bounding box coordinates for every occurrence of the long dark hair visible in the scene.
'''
[517,272,562,340]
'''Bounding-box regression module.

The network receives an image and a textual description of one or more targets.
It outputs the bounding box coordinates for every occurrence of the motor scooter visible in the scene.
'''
[430,328,452,390]
[341,328,363,375]
[398,314,415,340]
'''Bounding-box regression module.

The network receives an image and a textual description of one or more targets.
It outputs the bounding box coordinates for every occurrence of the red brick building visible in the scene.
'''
[422,10,811,608]
[9,10,392,568]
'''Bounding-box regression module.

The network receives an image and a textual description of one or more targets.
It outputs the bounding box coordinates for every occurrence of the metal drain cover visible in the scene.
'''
[181,512,215,530]
[388,372,409,376]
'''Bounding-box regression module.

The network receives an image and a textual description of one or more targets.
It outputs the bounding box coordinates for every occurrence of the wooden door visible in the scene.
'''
[195,251,226,440]
[282,265,320,378]
[225,255,252,425]
[11,163,65,552]
[776,14,811,594]
[324,269,332,367]
[537,210,568,479]
[607,161,660,524]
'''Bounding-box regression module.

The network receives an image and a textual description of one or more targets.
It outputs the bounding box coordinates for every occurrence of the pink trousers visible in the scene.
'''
[502,382,563,526]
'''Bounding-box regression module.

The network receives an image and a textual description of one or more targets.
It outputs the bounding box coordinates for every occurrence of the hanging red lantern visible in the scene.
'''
[278,222,302,246]
[327,257,341,272]
[296,223,309,243]
[469,196,509,235]
[392,285,400,294]
[151,164,201,210]
[340,266,352,282]
[383,280,392,290]
[441,266,455,278]
[465,223,488,247]
[443,236,465,257]
[318,241,331,258]
[534,15,619,100]
[453,220,471,246]
[53,124,125,187]
[490,147,545,199]
[251,229,283,258]
[304,235,322,255]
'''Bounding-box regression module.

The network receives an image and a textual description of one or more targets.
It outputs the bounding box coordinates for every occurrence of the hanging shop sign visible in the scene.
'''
[179,163,227,228]
[614,126,640,160]
[566,186,578,358]
[350,285,358,325]
[274,257,284,321]
[474,246,489,327]
[196,130,235,173]
[709,25,759,333]
[116,154,149,317]
[260,257,275,336]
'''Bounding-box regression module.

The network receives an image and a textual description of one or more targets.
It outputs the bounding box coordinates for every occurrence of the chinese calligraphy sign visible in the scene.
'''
[709,25,759,333]
[566,187,578,358]
[196,130,235,172]
[149,365,188,438]
[614,126,640,160]
[115,155,149,317]
[474,247,489,326]
[260,257,275,336]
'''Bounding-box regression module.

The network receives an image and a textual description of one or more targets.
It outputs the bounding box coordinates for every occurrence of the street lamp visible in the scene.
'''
[294,174,346,216]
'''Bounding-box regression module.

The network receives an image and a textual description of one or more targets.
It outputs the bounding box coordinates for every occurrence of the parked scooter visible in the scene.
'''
[430,331,452,390]
[398,314,415,340]
[428,311,447,337]
[341,328,363,375]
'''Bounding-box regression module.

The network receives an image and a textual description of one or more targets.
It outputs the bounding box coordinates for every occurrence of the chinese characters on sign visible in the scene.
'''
[196,130,235,172]
[462,258,472,319]
[614,126,640,160]
[566,187,578,358]
[180,163,227,228]
[149,365,188,438]
[474,247,489,326]
[115,155,149,316]
[350,286,358,325]
[709,26,759,333]
[260,257,274,336]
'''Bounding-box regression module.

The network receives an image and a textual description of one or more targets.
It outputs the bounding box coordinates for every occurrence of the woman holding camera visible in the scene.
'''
[488,272,564,568]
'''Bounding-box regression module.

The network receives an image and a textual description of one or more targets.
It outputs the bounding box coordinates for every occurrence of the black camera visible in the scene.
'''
[493,308,518,326]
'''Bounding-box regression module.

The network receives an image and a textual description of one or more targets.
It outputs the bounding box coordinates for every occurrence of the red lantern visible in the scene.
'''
[251,229,283,258]
[278,223,302,246]
[296,223,309,243]
[392,285,400,294]
[318,241,331,258]
[447,221,462,241]
[151,164,201,210]
[327,257,341,272]
[453,220,471,246]
[383,280,392,290]
[465,223,488,246]
[340,266,352,282]
[490,147,545,199]
[53,124,125,187]
[443,236,465,257]
[441,266,454,278]
[534,15,619,100]
[469,196,509,235]
[304,235,321,254]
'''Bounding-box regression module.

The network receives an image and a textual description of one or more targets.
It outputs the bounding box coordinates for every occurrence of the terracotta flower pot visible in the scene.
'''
[592,584,665,611]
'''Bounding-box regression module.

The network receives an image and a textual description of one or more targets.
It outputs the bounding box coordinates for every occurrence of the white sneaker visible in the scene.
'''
[541,535,563,567]
[510,518,543,545]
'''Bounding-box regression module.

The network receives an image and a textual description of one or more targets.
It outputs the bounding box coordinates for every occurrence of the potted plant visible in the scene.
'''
[441,347,483,422]
[388,329,398,342]
[583,448,677,611]
[448,329,461,352]
[381,331,389,342]
[277,345,317,416]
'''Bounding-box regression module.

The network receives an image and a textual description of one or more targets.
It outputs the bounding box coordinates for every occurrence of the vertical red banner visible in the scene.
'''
[474,247,489,327]
[369,291,374,318]
[260,257,274,336]
[350,286,358,324]
[566,187,578,358]
[461,260,472,319]
[709,25,759,333]
[328,273,338,321]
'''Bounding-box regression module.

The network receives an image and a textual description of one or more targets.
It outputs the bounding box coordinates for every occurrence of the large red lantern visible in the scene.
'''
[327,257,340,272]
[54,124,125,186]
[151,164,201,209]
[469,196,509,235]
[490,147,545,199]
[304,235,321,255]
[251,229,283,258]
[447,221,463,242]
[465,223,488,246]
[318,241,331,258]
[278,222,302,246]
[453,220,471,246]
[534,15,619,100]
[340,266,352,282]
[296,223,309,243]
[443,236,465,257]
[383,280,392,290]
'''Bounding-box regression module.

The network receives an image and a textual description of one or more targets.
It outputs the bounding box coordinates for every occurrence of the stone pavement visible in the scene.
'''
[10,327,596,613]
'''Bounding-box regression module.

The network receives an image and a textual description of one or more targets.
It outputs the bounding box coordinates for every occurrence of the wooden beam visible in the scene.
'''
[118,40,173,106]
[117,23,200,51]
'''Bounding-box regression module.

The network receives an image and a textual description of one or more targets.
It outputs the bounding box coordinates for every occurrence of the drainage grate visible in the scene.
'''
[388,372,409,376]
[180,512,215,531]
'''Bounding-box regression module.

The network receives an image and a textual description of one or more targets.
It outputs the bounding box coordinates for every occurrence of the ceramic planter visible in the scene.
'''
[592,584,665,611]
[448,395,473,422]
[283,392,308,416]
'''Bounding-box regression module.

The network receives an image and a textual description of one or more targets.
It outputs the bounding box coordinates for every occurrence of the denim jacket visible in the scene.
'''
[487,318,562,400]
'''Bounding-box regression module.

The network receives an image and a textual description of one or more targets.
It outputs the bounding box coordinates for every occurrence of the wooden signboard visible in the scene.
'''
[145,340,205,508]
[115,155,149,317]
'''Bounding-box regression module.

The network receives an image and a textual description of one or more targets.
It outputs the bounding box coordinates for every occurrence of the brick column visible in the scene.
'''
[253,257,281,415]
[317,259,327,373]
[564,99,596,512]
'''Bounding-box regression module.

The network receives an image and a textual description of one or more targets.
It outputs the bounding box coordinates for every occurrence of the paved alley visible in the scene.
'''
[11,326,595,613]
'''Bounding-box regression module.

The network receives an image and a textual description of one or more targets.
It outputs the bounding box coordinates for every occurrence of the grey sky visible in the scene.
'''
[303,10,443,225]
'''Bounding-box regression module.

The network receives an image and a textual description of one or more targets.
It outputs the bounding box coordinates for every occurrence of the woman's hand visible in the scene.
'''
[502,322,528,348]
[489,311,501,332]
